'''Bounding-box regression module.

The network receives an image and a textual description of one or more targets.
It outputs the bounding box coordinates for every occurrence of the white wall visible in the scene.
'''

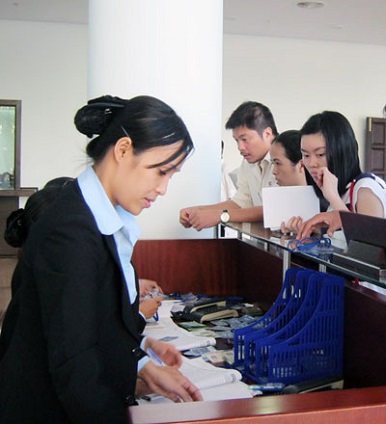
[1,19,386,239]
[0,20,88,188]
[222,34,386,171]
[88,0,223,241]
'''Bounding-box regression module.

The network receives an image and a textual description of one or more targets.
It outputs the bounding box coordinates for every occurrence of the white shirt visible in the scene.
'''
[221,161,238,201]
[329,175,386,217]
[231,152,277,208]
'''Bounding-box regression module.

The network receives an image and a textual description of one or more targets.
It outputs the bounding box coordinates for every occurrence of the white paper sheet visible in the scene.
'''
[262,186,320,229]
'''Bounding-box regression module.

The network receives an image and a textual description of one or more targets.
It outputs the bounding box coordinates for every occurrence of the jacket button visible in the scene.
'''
[125,395,136,405]
[132,347,145,359]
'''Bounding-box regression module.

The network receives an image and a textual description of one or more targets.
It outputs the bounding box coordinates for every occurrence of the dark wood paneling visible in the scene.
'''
[365,117,386,180]
[132,239,283,306]
[132,239,240,297]
[236,241,283,309]
[344,281,386,388]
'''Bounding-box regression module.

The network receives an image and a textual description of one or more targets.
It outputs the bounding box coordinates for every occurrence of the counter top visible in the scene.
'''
[223,222,386,289]
[129,385,386,423]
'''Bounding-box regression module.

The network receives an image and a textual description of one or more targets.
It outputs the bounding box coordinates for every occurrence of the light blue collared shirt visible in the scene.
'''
[78,166,149,370]
[78,166,141,304]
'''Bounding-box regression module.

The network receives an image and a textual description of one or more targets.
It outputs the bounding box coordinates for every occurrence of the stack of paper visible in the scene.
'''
[143,300,216,351]
[139,300,252,403]
[138,356,252,403]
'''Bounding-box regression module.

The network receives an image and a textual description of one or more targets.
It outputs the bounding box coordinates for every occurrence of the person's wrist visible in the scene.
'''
[220,209,230,223]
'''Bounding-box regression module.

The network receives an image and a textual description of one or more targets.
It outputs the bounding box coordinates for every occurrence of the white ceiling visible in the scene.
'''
[1,0,386,46]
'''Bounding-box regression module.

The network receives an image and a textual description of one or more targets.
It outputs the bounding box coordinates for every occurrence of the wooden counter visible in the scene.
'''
[129,223,386,423]
[129,386,386,423]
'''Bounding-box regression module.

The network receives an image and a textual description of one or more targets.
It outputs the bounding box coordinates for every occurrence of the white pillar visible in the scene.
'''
[88,0,223,239]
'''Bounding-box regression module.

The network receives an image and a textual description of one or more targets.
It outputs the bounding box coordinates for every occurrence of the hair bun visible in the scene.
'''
[4,208,26,248]
[74,95,126,137]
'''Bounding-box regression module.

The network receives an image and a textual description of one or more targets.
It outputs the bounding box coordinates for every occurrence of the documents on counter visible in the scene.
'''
[172,298,239,322]
[138,356,252,403]
[143,300,216,350]
[139,300,253,403]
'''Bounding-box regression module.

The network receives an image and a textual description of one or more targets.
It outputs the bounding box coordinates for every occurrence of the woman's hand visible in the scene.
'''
[144,338,182,367]
[281,216,304,235]
[137,361,203,402]
[139,296,163,319]
[315,167,337,192]
[139,279,163,297]
[315,168,346,210]
[297,210,342,238]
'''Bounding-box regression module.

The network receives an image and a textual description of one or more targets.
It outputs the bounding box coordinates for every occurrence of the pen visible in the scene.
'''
[146,348,164,366]
[139,395,152,402]
[138,394,164,402]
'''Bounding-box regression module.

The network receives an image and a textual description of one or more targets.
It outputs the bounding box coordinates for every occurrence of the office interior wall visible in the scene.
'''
[222,34,386,171]
[1,19,386,238]
[87,0,223,240]
[0,20,88,189]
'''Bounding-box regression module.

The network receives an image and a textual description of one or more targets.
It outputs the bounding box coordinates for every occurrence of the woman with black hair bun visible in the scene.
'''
[4,177,74,249]
[0,95,201,423]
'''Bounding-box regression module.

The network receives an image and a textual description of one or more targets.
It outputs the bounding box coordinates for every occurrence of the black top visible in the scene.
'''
[0,181,144,423]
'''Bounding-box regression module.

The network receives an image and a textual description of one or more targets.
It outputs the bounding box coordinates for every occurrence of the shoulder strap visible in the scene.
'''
[349,172,385,212]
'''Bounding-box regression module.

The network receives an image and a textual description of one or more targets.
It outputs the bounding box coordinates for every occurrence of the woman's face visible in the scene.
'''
[301,132,328,183]
[270,142,304,186]
[101,138,185,215]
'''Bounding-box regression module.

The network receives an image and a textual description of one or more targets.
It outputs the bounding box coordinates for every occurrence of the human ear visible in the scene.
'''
[263,127,274,141]
[297,160,305,173]
[114,136,133,161]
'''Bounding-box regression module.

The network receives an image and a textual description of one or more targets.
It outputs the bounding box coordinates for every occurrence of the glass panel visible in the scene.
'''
[0,100,21,189]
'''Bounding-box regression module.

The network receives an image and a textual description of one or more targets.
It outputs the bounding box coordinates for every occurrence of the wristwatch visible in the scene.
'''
[220,209,230,223]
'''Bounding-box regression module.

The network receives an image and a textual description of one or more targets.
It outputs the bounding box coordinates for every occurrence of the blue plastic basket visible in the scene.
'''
[242,269,324,380]
[234,267,305,367]
[233,268,301,366]
[234,268,345,385]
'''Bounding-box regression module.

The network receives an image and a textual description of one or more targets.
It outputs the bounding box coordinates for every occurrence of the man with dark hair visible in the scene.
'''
[180,101,278,230]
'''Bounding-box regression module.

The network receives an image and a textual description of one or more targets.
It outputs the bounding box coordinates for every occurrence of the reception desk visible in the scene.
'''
[129,223,386,423]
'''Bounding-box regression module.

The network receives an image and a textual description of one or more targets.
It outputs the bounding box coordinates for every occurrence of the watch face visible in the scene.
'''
[221,211,230,223]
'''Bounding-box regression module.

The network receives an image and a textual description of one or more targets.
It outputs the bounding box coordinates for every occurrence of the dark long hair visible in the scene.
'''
[300,111,361,200]
[272,130,301,165]
[74,95,194,168]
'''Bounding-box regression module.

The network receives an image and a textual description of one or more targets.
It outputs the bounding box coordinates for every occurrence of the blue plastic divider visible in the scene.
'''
[234,268,345,386]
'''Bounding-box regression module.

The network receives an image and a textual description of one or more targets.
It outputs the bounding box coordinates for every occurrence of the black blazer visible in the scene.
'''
[0,181,144,423]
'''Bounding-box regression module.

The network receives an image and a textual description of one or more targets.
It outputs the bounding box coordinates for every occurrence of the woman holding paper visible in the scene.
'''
[283,111,386,237]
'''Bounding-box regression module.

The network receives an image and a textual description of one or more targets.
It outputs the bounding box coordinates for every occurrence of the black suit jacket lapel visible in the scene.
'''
[104,235,141,342]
